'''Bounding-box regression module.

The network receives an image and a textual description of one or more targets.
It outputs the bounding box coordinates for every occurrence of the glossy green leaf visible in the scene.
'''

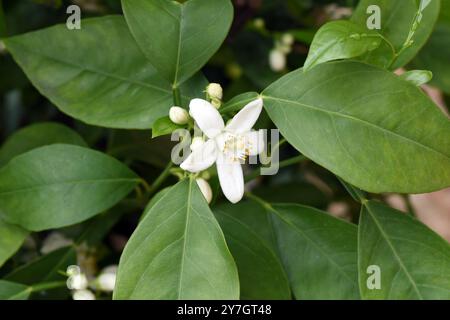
[304,20,382,71]
[152,116,185,138]
[5,246,76,285]
[412,23,450,94]
[253,182,329,209]
[220,92,260,114]
[122,0,233,86]
[0,144,140,231]
[399,69,433,86]
[262,61,450,194]
[269,204,359,299]
[0,280,30,300]
[351,0,440,69]
[359,200,450,299]
[4,16,206,129]
[0,122,86,167]
[139,187,171,222]
[214,203,291,300]
[108,130,174,168]
[114,179,239,300]
[0,218,28,267]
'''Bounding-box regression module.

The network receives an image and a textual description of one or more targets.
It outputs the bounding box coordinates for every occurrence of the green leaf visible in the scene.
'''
[5,246,76,285]
[412,23,450,94]
[0,144,139,231]
[122,0,233,86]
[351,0,440,69]
[304,20,382,71]
[253,182,329,209]
[220,92,260,114]
[269,204,359,299]
[0,218,28,267]
[114,179,239,300]
[0,122,86,167]
[4,16,206,129]
[108,130,174,168]
[139,187,172,222]
[399,70,433,86]
[152,116,185,138]
[359,200,450,299]
[0,280,30,300]
[262,61,450,194]
[214,203,291,300]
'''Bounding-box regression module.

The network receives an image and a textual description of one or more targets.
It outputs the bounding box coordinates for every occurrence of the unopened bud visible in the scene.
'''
[169,106,189,125]
[66,265,80,277]
[206,83,223,100]
[196,178,212,204]
[269,49,286,72]
[281,33,294,46]
[72,289,96,300]
[97,273,116,292]
[67,273,89,290]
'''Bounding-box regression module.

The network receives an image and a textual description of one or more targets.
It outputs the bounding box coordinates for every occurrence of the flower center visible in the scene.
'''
[221,133,252,162]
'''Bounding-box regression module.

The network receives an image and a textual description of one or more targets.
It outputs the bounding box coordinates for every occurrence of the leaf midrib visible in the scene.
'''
[363,202,424,299]
[269,206,357,287]
[6,41,174,96]
[263,95,449,161]
[177,178,193,299]
[0,178,139,196]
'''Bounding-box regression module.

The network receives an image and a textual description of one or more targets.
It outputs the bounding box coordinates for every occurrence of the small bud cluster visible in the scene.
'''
[269,33,295,72]
[66,264,118,300]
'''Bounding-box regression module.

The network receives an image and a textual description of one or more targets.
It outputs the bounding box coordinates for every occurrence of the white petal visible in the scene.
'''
[225,98,263,134]
[180,139,217,173]
[243,130,265,156]
[217,154,244,203]
[196,178,213,204]
[189,99,224,138]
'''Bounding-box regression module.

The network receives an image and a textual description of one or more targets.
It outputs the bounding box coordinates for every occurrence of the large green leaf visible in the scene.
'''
[4,246,76,300]
[5,246,77,285]
[122,0,233,86]
[114,179,239,300]
[359,201,450,299]
[0,144,139,231]
[351,0,440,69]
[4,16,206,129]
[0,280,30,300]
[304,20,382,71]
[269,204,359,299]
[214,203,291,300]
[0,218,28,267]
[262,61,450,194]
[0,122,86,167]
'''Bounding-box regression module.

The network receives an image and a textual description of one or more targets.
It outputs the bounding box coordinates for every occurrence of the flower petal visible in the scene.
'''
[189,98,224,138]
[217,153,244,203]
[243,130,265,156]
[180,139,217,173]
[225,98,263,134]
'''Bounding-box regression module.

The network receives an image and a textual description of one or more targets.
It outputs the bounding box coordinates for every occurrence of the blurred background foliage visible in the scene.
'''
[0,0,449,299]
